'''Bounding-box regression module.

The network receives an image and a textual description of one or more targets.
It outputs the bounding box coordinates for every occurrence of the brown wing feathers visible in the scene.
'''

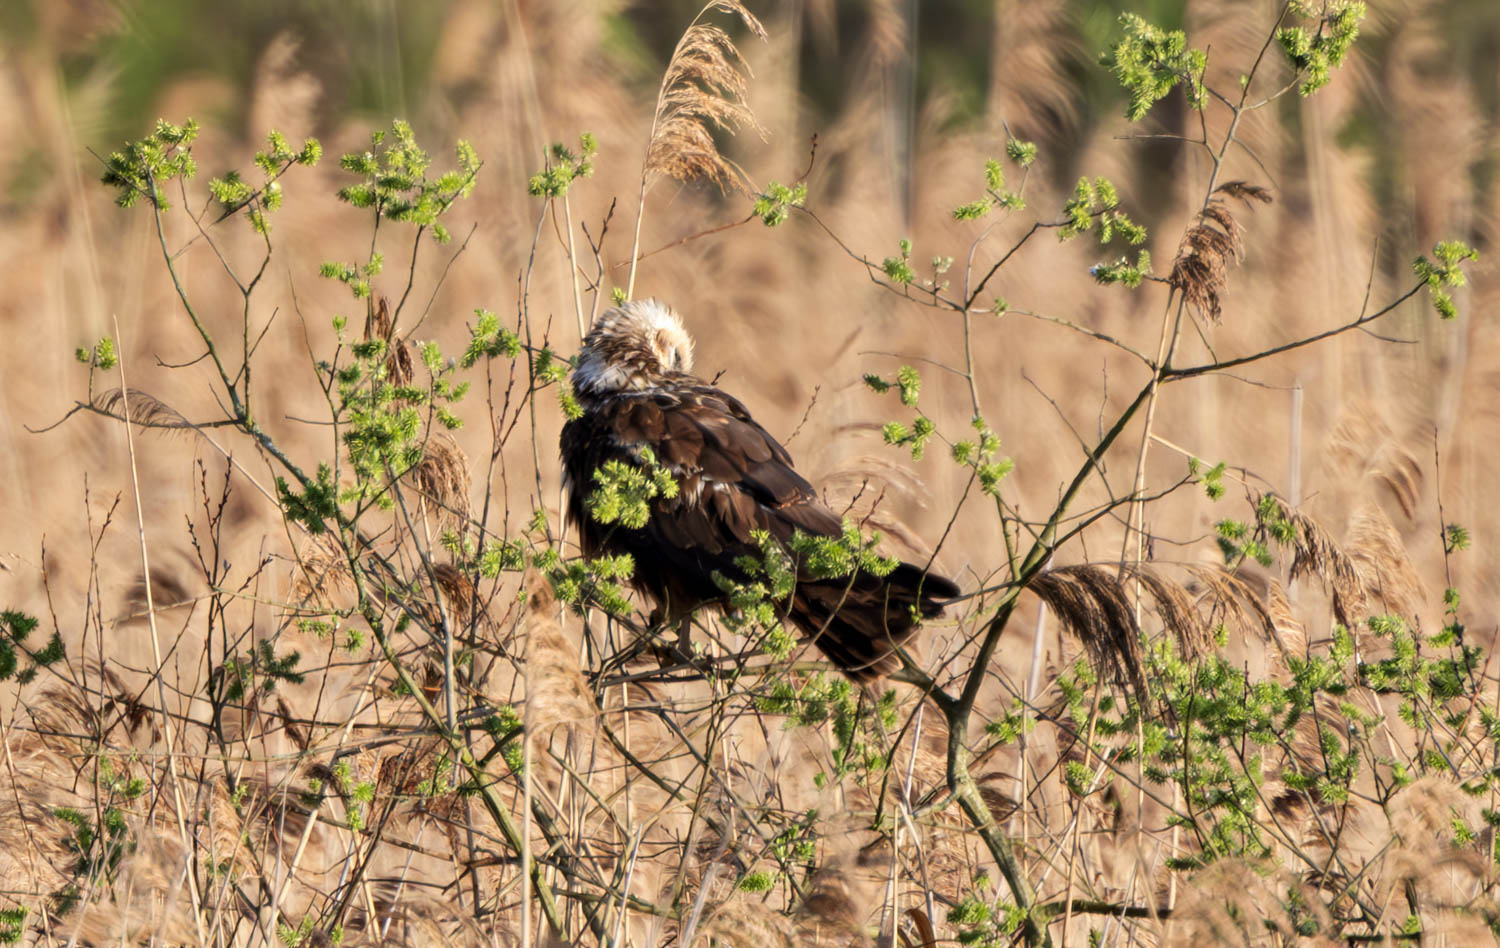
[562,301,958,681]
[562,384,956,680]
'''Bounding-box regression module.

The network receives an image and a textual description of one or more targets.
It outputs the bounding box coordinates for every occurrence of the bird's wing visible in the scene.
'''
[584,385,843,555]
[562,381,957,674]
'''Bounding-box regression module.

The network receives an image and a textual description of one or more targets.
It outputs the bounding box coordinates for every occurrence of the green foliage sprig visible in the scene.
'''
[100,118,199,208]
[340,357,425,492]
[1059,177,1145,245]
[948,880,1026,946]
[216,638,306,703]
[868,370,1014,493]
[984,701,1035,744]
[758,673,893,784]
[719,529,798,630]
[51,761,146,910]
[0,907,25,945]
[585,446,679,530]
[275,915,318,947]
[1005,137,1038,167]
[334,119,480,245]
[1413,240,1479,319]
[1090,250,1152,288]
[330,759,377,832]
[532,347,582,421]
[0,610,65,685]
[755,180,808,226]
[1444,523,1472,554]
[882,238,916,285]
[952,415,1013,497]
[788,521,899,581]
[480,705,526,774]
[528,133,598,198]
[738,870,776,892]
[1215,494,1296,568]
[461,309,523,367]
[276,462,339,534]
[953,156,1027,221]
[1277,1,1366,97]
[1103,14,1206,120]
[75,336,118,371]
[209,128,321,234]
[320,257,383,300]
[544,552,636,617]
[316,325,472,512]
[1190,457,1228,501]
[868,365,938,459]
[707,518,899,673]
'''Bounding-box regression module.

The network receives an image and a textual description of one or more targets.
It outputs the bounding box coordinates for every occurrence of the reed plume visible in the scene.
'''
[1169,180,1272,324]
[627,1,767,297]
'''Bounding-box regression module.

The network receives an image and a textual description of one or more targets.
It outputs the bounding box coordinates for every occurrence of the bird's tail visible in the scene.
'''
[788,562,959,682]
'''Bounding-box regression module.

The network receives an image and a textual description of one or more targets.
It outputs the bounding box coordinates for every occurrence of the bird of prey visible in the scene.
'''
[560,299,958,681]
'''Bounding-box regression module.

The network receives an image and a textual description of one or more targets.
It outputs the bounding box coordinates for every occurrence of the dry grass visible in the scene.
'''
[1169,180,1273,326]
[642,1,767,193]
[410,433,474,531]
[90,387,194,430]
[0,0,1497,945]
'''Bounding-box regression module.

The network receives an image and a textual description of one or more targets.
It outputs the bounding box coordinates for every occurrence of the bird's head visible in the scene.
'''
[573,298,696,394]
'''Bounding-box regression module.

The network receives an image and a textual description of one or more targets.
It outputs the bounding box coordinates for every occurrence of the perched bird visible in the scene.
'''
[560,299,959,681]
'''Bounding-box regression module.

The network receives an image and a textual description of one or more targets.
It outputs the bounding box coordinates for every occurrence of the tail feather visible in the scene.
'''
[789,562,959,681]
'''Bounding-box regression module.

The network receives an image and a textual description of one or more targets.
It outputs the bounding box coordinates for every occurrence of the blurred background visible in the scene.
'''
[2,0,1499,667]
[2,2,1500,943]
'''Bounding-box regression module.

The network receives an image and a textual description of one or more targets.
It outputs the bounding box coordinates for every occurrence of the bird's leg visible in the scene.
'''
[654,591,690,657]
[643,592,703,671]
[643,603,683,670]
[647,615,698,671]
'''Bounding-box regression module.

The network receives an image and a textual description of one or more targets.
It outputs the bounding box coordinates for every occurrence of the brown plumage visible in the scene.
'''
[560,299,958,681]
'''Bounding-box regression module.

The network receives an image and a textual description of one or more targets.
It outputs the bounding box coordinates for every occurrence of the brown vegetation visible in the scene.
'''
[1,0,1499,945]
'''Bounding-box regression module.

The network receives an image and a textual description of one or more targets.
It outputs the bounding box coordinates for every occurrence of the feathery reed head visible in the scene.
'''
[366,294,414,386]
[92,387,191,430]
[522,573,594,743]
[411,431,473,527]
[1170,180,1272,324]
[643,1,767,194]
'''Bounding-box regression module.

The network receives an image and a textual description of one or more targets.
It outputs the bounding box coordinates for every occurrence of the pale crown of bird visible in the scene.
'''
[573,298,696,394]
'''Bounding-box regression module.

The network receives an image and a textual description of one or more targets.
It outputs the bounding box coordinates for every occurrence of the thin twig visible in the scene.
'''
[111,316,208,945]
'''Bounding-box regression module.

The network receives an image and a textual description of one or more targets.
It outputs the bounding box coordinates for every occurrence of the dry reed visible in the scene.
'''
[0,1,1496,945]
[1169,180,1272,324]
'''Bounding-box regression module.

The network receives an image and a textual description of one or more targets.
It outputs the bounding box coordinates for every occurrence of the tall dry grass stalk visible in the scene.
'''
[626,1,766,298]
[110,319,207,943]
